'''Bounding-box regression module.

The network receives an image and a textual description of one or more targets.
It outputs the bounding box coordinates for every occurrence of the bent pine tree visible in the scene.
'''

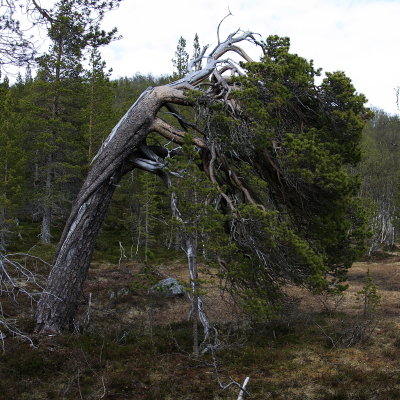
[35,31,371,334]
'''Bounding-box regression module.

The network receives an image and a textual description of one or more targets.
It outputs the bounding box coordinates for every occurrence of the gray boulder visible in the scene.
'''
[150,277,185,297]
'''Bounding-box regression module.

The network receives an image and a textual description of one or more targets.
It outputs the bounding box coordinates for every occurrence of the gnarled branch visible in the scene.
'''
[35,29,262,334]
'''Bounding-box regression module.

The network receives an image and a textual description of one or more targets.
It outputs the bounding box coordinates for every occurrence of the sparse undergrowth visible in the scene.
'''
[1,255,400,399]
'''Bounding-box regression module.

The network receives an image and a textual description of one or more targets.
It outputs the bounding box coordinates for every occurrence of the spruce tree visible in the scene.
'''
[172,36,189,78]
[26,0,120,243]
[0,78,26,250]
[83,47,117,163]
[192,33,202,71]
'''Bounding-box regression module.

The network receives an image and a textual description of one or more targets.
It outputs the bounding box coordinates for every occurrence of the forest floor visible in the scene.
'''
[1,251,400,399]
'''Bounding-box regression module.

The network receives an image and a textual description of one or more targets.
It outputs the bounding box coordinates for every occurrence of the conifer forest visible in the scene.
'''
[1,1,400,399]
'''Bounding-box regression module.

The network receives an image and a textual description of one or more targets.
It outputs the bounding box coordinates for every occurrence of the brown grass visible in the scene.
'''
[1,254,400,399]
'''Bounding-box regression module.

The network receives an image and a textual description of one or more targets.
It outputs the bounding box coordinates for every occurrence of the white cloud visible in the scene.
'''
[99,0,400,114]
[4,0,392,115]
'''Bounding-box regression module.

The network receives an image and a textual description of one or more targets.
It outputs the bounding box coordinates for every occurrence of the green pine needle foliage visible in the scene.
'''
[194,35,372,316]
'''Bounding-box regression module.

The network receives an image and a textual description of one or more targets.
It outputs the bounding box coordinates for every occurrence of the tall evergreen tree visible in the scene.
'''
[26,0,120,243]
[172,36,189,78]
[191,33,202,71]
[0,78,26,250]
[83,47,117,163]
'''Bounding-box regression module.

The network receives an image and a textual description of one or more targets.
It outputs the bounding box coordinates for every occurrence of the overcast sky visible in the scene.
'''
[97,0,400,115]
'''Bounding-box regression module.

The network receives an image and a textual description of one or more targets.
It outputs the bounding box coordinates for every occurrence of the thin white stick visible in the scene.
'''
[237,376,250,400]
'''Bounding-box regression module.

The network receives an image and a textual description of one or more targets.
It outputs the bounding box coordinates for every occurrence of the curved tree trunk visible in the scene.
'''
[35,31,259,334]
[35,86,188,333]
[35,171,122,332]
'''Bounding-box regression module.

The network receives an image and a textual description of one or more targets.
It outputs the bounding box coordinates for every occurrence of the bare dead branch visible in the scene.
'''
[35,28,263,334]
[0,252,49,347]
[31,0,54,22]
[209,344,250,395]
[217,9,233,45]
[216,150,266,211]
[162,103,208,137]
[188,44,209,72]
[150,118,206,148]
[209,146,236,213]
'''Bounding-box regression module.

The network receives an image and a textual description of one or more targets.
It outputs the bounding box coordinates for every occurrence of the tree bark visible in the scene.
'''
[35,172,121,332]
[186,236,199,356]
[40,154,53,244]
[35,31,259,334]
[35,86,189,333]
